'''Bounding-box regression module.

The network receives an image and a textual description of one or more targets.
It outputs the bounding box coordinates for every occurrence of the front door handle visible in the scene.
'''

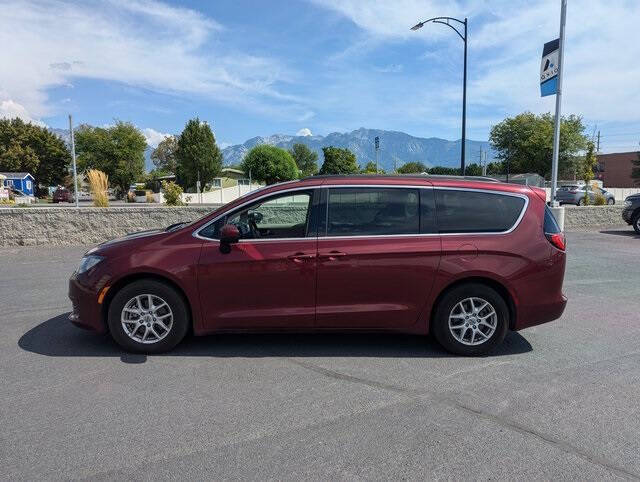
[287,253,316,263]
[319,251,347,261]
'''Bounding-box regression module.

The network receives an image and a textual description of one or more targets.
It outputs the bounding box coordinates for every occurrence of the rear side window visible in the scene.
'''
[435,190,526,233]
[326,188,419,236]
[544,205,561,234]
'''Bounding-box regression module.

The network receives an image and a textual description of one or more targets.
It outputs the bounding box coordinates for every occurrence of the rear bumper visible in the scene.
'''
[68,277,107,333]
[514,293,567,330]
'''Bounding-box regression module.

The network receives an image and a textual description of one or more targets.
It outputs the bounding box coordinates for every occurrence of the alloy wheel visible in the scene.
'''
[448,297,497,346]
[121,294,173,344]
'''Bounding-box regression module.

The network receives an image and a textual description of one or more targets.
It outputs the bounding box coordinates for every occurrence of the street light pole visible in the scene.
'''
[411,16,468,175]
[461,18,467,176]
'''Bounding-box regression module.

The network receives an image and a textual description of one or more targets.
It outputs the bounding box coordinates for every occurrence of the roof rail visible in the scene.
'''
[301,173,501,182]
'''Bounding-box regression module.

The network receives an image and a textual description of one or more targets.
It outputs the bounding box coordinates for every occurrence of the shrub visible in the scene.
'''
[87,169,109,207]
[162,180,185,206]
[593,193,606,205]
[127,191,135,203]
[146,191,155,203]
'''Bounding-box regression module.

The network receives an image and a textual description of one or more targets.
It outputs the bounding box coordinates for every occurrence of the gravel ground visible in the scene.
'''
[1,227,639,480]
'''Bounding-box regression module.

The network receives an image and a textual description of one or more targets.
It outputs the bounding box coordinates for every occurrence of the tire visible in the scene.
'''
[107,279,189,353]
[432,283,509,356]
[607,198,615,205]
[578,198,586,206]
[633,212,640,235]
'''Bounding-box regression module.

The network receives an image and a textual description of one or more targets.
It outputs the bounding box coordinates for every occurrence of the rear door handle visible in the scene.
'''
[287,253,316,263]
[319,251,347,261]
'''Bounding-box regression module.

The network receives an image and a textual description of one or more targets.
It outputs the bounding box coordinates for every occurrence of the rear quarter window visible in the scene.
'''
[435,190,526,233]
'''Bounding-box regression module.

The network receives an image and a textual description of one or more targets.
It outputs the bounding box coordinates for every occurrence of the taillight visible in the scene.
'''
[545,232,566,251]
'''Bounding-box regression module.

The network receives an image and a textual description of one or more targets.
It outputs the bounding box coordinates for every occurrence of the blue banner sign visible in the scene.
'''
[540,38,560,97]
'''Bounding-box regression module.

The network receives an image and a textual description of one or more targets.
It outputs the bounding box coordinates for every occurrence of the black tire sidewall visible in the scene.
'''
[633,213,640,235]
[432,283,509,356]
[107,279,189,353]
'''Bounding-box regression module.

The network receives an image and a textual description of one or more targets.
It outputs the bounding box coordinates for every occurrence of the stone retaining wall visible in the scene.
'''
[562,205,627,230]
[0,204,629,246]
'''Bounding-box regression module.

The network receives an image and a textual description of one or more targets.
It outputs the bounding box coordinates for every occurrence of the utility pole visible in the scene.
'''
[597,130,600,152]
[374,136,380,173]
[550,0,567,207]
[69,115,79,208]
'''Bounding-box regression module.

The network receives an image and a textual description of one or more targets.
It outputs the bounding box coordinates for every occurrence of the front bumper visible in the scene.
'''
[622,207,634,224]
[68,276,107,333]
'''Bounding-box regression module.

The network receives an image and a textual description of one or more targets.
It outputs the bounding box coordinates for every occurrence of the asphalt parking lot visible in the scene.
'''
[1,228,639,480]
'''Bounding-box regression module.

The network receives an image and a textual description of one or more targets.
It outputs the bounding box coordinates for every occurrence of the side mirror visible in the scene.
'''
[219,224,240,254]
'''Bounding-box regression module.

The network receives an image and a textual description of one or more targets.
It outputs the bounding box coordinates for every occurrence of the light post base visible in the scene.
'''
[550,205,565,231]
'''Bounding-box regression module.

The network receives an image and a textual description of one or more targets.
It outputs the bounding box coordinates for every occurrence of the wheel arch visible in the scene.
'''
[101,272,194,333]
[428,276,517,331]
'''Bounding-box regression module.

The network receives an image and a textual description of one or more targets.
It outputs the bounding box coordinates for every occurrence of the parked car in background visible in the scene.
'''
[622,194,640,234]
[52,187,74,203]
[555,185,615,205]
[69,175,567,356]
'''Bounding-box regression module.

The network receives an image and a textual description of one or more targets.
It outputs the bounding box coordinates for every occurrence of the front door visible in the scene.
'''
[315,187,441,329]
[197,189,319,331]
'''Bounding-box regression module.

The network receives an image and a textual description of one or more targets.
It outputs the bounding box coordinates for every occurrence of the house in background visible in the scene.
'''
[208,167,254,190]
[1,172,35,197]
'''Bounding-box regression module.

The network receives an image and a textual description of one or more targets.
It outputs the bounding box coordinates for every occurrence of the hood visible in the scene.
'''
[98,228,167,248]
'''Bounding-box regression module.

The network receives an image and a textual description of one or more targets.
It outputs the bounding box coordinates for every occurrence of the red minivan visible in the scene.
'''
[68,175,566,355]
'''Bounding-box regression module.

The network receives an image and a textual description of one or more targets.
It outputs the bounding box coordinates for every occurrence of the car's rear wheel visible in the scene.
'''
[432,283,509,356]
[578,197,586,206]
[107,279,189,353]
[607,198,615,205]
[633,212,640,235]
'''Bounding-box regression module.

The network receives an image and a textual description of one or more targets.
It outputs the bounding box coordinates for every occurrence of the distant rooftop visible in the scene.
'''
[0,172,34,179]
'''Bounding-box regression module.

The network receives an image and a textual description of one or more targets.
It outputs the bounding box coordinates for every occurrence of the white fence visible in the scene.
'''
[153,183,264,204]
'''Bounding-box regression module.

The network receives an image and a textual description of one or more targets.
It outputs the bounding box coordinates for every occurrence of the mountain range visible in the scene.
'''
[50,127,495,173]
[221,128,495,172]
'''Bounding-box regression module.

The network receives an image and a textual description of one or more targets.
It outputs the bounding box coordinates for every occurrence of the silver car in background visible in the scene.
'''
[555,185,616,205]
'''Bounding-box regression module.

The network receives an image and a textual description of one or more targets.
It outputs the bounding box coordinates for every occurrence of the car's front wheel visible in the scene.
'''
[607,198,615,205]
[432,283,509,356]
[107,279,189,353]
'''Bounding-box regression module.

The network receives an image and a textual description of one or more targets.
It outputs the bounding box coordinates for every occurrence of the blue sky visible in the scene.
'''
[1,0,639,152]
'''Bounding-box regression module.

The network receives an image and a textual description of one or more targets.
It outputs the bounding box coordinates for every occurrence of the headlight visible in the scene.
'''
[76,255,105,274]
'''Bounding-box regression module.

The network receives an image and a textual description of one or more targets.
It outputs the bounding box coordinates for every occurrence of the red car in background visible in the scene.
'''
[68,175,566,356]
[52,187,74,203]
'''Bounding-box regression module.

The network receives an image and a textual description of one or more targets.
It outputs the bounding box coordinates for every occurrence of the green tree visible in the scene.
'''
[75,121,147,197]
[151,135,178,174]
[397,161,428,174]
[0,117,71,195]
[360,161,385,174]
[319,146,358,175]
[289,143,318,177]
[578,142,597,205]
[632,152,640,186]
[464,163,483,176]
[428,166,461,175]
[489,112,588,178]
[241,145,298,185]
[175,118,223,191]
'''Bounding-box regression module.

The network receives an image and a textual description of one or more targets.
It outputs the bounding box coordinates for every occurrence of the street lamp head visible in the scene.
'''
[410,22,424,31]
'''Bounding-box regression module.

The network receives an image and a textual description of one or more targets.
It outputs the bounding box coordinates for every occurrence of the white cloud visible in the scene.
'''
[0,0,307,122]
[311,0,640,129]
[142,128,171,148]
[0,99,46,126]
[296,128,312,136]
